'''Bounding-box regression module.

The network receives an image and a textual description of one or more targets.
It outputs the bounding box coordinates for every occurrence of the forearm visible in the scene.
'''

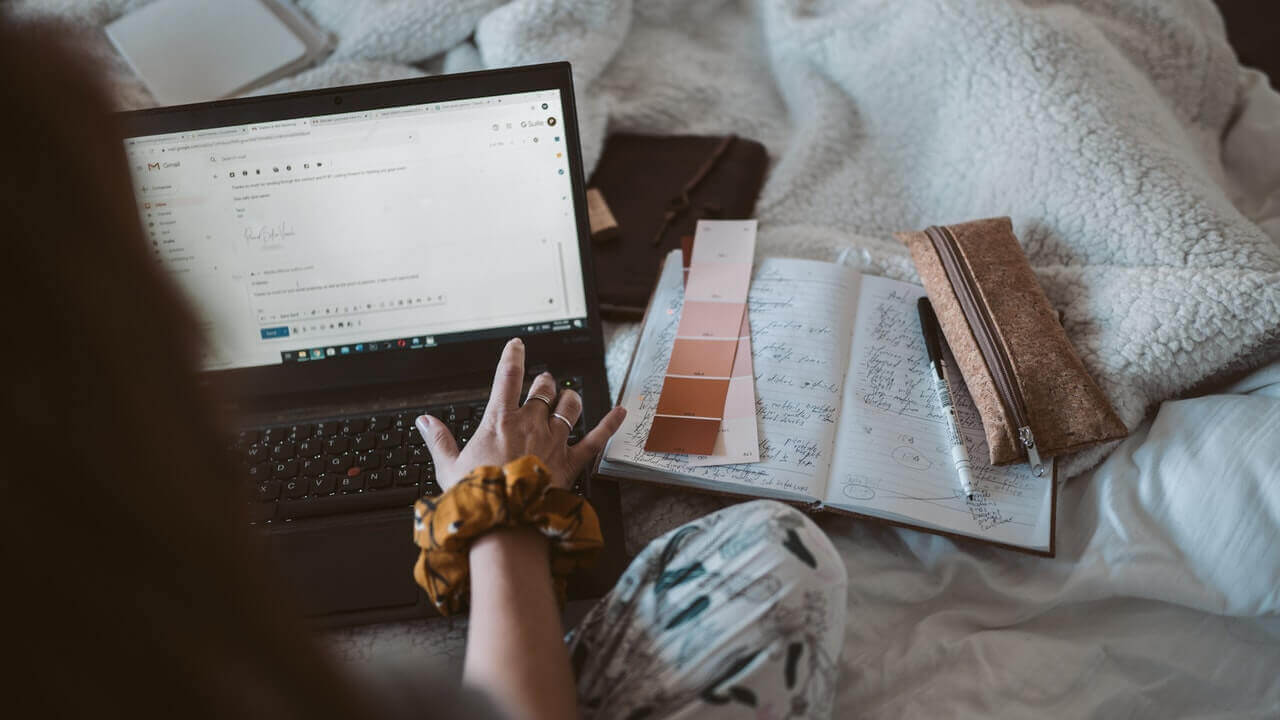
[464,527,578,720]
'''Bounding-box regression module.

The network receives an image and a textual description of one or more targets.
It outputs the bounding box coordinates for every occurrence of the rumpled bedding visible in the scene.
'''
[13,0,1279,715]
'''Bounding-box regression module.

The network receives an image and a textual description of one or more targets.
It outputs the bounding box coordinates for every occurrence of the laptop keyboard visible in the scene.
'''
[236,377,586,525]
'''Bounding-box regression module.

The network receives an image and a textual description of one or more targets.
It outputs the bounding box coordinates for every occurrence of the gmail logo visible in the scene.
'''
[146,162,161,171]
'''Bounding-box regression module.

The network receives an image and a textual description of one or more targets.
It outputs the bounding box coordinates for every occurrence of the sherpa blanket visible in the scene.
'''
[19,0,1278,480]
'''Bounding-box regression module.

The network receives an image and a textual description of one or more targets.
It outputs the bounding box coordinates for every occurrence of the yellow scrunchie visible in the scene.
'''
[411,455,603,616]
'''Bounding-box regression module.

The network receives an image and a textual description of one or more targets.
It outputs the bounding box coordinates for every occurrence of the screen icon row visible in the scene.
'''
[280,334,437,364]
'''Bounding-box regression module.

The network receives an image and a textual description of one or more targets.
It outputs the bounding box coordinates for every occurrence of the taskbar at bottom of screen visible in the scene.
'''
[279,317,586,364]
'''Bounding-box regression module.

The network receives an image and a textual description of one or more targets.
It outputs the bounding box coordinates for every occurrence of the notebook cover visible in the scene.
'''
[587,134,768,319]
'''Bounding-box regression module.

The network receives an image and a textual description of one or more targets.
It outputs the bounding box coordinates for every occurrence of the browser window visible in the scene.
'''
[124,90,586,371]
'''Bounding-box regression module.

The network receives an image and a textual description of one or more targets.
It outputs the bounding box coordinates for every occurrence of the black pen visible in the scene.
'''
[917,298,976,499]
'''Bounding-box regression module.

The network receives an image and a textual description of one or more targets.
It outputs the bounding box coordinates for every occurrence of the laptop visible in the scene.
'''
[116,63,626,626]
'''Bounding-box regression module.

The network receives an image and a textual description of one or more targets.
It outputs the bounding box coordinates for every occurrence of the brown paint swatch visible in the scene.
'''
[666,338,738,377]
[644,416,722,455]
[654,377,732,417]
[677,300,746,338]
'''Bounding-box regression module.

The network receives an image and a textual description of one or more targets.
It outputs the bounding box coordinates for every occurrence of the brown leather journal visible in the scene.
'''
[587,133,768,318]
[898,217,1128,472]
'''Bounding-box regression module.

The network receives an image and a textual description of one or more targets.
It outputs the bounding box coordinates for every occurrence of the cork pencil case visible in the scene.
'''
[897,217,1127,475]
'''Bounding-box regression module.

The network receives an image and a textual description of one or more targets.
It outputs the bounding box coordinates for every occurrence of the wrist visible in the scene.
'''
[470,525,549,565]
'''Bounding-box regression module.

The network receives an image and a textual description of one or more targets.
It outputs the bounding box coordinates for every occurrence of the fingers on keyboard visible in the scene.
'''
[241,383,582,524]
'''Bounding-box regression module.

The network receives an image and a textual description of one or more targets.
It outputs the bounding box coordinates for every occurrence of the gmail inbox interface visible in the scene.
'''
[125,90,586,371]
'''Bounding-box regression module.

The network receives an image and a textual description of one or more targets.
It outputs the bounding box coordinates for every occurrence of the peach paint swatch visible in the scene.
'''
[645,219,756,455]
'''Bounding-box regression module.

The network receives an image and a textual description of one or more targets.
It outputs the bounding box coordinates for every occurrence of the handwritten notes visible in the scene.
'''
[604,253,857,501]
[827,275,1053,550]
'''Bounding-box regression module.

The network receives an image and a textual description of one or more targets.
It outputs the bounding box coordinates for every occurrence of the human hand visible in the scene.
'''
[415,338,626,492]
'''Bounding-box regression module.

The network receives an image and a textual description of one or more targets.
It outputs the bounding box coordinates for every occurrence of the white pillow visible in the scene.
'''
[1079,359,1280,616]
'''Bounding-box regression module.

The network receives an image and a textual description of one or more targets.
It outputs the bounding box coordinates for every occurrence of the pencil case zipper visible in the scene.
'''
[924,225,1046,477]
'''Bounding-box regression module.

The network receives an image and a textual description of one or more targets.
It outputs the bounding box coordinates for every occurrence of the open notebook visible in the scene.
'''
[598,251,1057,555]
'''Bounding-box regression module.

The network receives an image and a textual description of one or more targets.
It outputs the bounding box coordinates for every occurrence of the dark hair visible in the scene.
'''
[0,21,366,718]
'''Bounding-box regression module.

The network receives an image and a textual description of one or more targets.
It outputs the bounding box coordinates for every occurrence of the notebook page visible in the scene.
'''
[604,253,858,501]
[825,275,1053,550]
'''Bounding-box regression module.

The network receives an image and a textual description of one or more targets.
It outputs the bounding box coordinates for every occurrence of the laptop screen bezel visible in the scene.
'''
[116,63,605,400]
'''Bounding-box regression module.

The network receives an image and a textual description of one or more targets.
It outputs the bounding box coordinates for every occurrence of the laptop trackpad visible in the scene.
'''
[269,513,420,617]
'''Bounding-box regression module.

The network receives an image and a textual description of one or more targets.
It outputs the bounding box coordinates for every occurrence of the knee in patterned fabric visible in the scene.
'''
[705,499,848,591]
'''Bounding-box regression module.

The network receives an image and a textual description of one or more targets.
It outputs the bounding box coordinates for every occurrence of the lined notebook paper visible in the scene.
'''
[601,252,1056,554]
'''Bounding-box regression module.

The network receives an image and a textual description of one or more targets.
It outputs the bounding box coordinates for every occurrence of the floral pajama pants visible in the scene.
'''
[567,500,848,719]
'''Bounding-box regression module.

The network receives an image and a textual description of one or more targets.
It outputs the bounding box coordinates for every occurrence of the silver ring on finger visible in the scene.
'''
[551,412,574,431]
[528,393,554,408]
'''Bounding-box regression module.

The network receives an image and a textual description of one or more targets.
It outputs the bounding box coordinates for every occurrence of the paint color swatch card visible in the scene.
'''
[677,231,760,466]
[645,220,757,455]
[599,251,1059,556]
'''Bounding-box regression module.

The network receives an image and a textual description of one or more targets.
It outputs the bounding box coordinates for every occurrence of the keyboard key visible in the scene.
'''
[314,421,340,438]
[271,460,299,478]
[377,430,404,448]
[283,478,308,499]
[459,420,475,439]
[409,445,431,464]
[339,419,365,436]
[420,466,442,495]
[353,433,377,451]
[407,428,425,446]
[366,415,391,432]
[271,443,296,460]
[392,465,419,486]
[326,453,354,472]
[297,439,323,458]
[393,412,415,430]
[262,427,289,445]
[453,405,473,421]
[383,447,408,467]
[243,444,269,464]
[246,462,270,482]
[255,480,281,502]
[324,436,351,453]
[355,452,381,470]
[338,473,364,494]
[365,469,391,489]
[279,486,419,520]
[311,474,337,496]
[237,429,261,446]
[301,458,327,477]
[288,423,315,440]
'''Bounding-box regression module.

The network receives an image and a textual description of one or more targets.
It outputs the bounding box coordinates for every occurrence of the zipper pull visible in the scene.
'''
[1018,426,1045,477]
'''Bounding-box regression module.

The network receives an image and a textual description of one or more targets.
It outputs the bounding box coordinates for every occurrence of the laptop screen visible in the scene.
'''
[123,89,587,371]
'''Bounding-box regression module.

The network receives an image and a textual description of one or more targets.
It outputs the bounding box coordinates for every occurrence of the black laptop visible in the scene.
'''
[117,63,625,626]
